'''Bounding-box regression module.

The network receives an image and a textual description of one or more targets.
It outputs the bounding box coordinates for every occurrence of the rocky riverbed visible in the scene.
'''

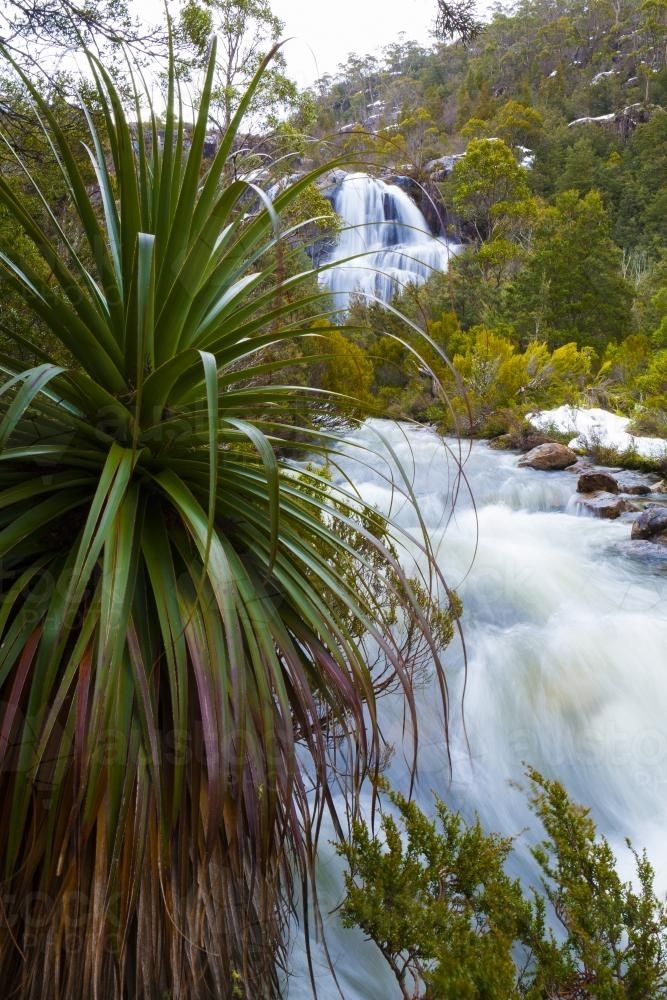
[516,437,667,564]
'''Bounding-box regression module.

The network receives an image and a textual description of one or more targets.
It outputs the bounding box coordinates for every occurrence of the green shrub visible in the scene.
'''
[337,768,667,999]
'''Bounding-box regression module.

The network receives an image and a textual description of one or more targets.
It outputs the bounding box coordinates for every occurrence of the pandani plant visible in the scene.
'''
[0,37,458,999]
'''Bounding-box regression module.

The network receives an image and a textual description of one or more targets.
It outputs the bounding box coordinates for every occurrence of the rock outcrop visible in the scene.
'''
[518,442,578,470]
[568,103,658,139]
[572,492,633,519]
[577,470,619,494]
[630,505,667,543]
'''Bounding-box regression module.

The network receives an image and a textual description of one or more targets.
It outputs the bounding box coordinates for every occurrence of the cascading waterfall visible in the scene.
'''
[286,420,667,999]
[320,172,456,311]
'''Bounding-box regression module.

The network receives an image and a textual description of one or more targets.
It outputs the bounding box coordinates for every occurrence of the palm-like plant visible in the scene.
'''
[0,40,455,998]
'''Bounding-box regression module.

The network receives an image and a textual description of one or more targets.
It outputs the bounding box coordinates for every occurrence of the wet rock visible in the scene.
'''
[612,539,667,565]
[651,479,667,493]
[630,505,667,541]
[565,459,594,475]
[613,471,653,495]
[518,442,578,470]
[619,482,652,496]
[577,470,619,493]
[572,491,633,519]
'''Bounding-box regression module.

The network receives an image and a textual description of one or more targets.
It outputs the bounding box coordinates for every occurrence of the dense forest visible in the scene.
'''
[265,0,667,450]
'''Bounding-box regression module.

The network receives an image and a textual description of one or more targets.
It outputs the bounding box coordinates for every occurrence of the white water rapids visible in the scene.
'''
[320,173,456,310]
[286,419,667,999]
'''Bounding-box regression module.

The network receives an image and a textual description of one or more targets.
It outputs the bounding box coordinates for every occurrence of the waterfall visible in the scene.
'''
[320,173,457,311]
[286,420,667,999]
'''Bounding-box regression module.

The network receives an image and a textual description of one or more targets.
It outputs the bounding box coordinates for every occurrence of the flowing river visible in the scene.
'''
[286,418,667,999]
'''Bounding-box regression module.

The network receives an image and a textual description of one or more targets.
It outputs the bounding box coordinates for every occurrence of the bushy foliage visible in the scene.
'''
[447,137,533,242]
[442,330,596,434]
[635,349,667,408]
[508,190,635,350]
[337,768,667,999]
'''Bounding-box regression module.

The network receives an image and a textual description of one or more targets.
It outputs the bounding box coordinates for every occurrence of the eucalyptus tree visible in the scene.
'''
[0,33,457,1000]
[448,137,533,242]
[394,106,444,175]
[178,0,300,130]
[637,0,667,100]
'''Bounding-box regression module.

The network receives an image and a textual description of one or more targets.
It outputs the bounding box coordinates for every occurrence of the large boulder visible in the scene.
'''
[518,442,578,470]
[612,539,667,563]
[577,470,619,494]
[630,505,667,541]
[572,492,633,519]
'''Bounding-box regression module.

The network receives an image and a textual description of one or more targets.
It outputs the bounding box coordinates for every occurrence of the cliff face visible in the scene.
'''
[568,102,660,138]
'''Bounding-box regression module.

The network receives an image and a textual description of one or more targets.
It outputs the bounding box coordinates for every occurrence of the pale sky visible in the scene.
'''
[139,0,493,93]
[269,0,440,88]
[139,0,441,90]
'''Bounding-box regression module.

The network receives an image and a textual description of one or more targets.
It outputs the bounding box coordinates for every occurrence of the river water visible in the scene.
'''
[286,418,667,999]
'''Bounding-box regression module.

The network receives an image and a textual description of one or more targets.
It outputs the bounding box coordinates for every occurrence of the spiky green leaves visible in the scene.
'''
[0,36,454,999]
